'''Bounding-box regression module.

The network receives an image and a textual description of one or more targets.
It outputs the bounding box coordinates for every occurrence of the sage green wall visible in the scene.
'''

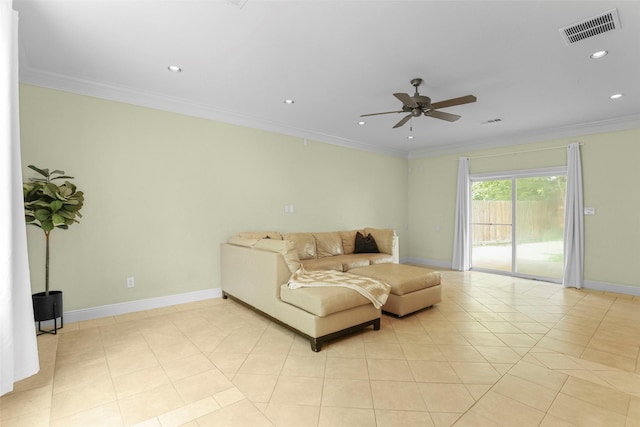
[408,128,640,289]
[19,85,408,311]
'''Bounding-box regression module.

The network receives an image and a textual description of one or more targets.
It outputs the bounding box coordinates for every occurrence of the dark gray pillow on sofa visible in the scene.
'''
[354,231,379,253]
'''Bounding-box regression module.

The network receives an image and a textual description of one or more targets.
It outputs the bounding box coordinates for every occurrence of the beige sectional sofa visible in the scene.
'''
[221,228,442,350]
[220,228,398,351]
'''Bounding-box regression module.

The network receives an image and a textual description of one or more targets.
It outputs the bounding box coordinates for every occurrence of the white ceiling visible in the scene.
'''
[14,0,640,158]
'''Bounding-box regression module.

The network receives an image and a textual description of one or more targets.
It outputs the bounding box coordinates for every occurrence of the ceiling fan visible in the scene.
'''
[361,78,477,129]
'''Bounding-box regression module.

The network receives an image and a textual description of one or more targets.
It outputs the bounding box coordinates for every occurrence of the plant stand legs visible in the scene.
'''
[36,300,63,336]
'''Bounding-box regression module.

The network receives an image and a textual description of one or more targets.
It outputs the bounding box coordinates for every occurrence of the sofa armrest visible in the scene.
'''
[220,243,291,317]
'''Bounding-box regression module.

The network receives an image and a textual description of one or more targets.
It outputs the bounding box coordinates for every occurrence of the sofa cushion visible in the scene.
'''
[302,254,375,271]
[340,255,372,270]
[280,284,371,317]
[368,254,393,265]
[364,228,394,255]
[368,253,394,265]
[283,233,317,260]
[237,231,283,240]
[338,230,360,255]
[302,257,344,272]
[314,232,344,258]
[354,232,379,253]
[350,264,441,296]
[254,239,301,274]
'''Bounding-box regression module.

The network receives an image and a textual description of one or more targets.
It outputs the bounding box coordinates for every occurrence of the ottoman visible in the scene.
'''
[349,264,441,317]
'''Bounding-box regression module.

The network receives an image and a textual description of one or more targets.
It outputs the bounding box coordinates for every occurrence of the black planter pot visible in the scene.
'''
[32,290,64,335]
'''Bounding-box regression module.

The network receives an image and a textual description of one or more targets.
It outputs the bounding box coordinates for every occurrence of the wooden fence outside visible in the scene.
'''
[472,200,564,245]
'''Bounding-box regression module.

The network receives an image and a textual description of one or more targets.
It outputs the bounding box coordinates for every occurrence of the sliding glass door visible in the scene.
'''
[471,168,566,281]
[471,179,513,272]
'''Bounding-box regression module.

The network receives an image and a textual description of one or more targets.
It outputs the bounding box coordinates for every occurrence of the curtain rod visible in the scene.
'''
[469,142,583,160]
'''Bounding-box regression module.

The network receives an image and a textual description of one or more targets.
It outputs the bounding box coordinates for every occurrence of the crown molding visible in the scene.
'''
[408,114,640,159]
[19,66,409,159]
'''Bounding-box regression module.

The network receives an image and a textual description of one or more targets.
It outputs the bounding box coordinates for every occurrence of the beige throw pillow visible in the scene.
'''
[282,233,317,260]
[364,228,394,255]
[254,239,301,274]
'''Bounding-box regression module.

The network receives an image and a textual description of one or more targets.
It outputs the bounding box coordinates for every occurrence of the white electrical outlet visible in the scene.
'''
[127,277,135,288]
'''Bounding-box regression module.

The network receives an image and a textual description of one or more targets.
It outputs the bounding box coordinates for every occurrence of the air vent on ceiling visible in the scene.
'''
[559,8,621,45]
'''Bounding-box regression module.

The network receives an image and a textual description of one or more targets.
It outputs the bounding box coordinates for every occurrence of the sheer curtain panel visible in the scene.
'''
[562,142,584,288]
[452,157,471,271]
[0,0,40,396]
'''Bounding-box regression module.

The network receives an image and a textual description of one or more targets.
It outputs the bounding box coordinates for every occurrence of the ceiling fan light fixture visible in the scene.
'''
[590,50,608,59]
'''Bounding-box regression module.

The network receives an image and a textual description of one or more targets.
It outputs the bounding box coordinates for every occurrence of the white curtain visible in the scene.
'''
[563,143,584,288]
[0,0,40,396]
[452,157,471,271]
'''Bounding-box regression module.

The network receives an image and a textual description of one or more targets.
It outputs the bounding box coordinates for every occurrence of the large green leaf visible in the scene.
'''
[41,220,54,232]
[31,200,51,208]
[28,165,49,177]
[43,183,59,199]
[50,200,63,212]
[52,213,66,226]
[63,181,76,193]
[56,209,75,219]
[34,209,51,221]
[58,185,72,198]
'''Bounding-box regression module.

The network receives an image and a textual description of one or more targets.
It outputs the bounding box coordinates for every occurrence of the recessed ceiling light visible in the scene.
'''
[610,93,623,99]
[407,135,414,140]
[284,99,295,104]
[167,65,182,72]
[357,121,366,125]
[590,50,608,59]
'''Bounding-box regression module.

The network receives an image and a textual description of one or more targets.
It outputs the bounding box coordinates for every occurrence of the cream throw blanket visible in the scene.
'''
[288,268,391,309]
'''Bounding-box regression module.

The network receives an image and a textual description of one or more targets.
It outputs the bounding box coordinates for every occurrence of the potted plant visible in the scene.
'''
[23,165,84,334]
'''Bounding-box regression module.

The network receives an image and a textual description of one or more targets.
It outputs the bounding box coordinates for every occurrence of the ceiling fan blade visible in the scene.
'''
[430,95,477,110]
[393,114,413,128]
[360,110,404,117]
[425,110,461,122]
[393,93,418,108]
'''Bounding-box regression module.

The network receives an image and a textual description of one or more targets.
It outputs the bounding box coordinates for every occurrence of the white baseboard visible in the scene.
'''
[402,257,451,269]
[583,280,640,296]
[57,288,222,324]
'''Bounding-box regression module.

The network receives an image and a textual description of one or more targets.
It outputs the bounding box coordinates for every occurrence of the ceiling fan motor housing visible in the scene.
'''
[413,95,431,109]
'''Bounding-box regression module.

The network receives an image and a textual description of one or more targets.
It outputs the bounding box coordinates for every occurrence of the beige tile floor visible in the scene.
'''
[2,270,640,426]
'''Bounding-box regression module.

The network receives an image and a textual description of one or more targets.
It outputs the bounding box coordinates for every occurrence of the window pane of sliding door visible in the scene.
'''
[471,180,512,272]
[514,176,566,278]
